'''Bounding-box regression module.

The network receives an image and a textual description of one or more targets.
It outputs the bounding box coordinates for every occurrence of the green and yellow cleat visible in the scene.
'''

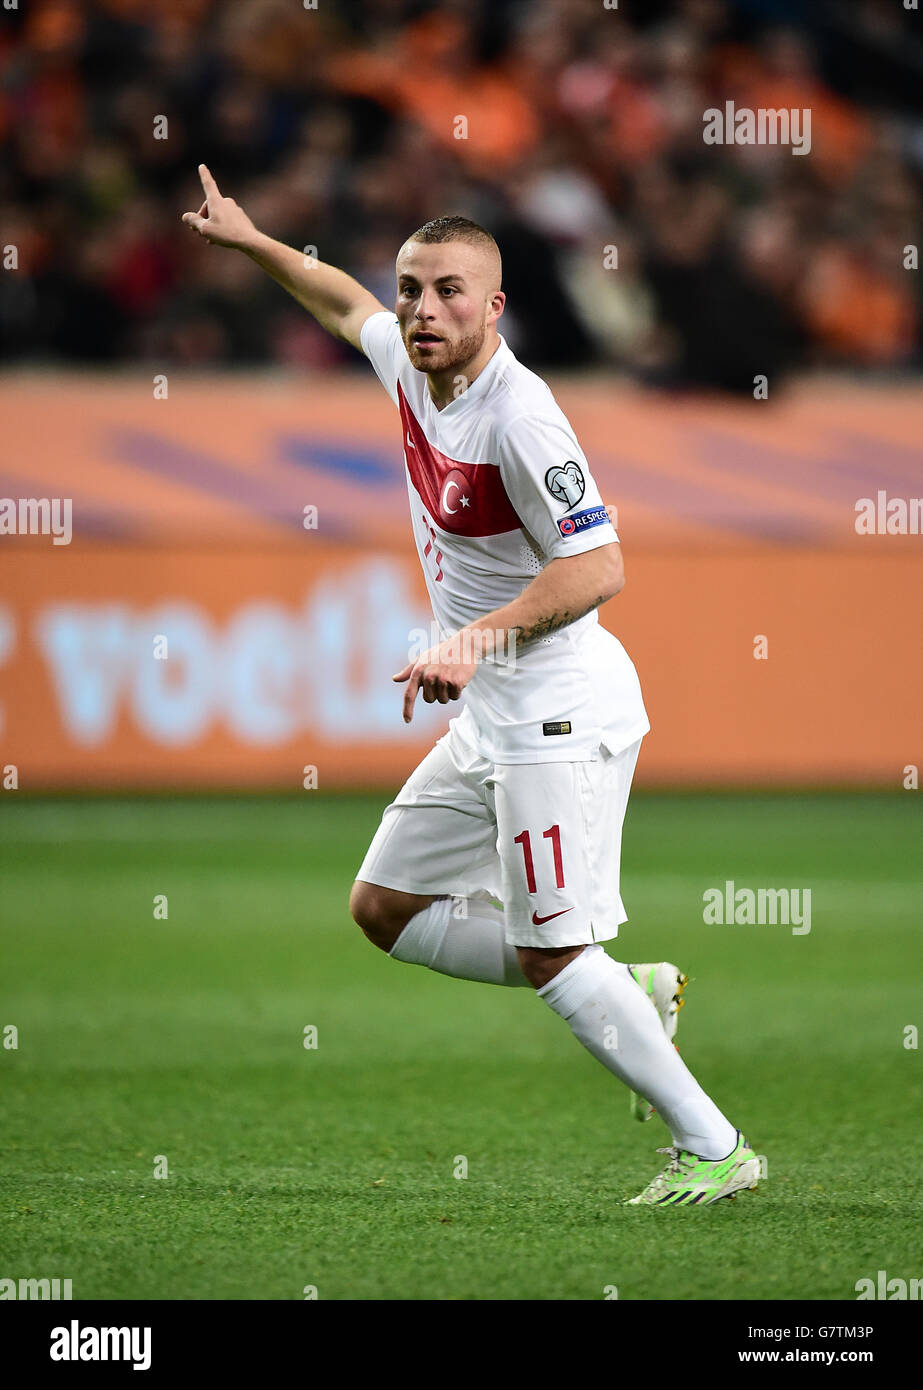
[625,1131,761,1206]
[627,963,688,1122]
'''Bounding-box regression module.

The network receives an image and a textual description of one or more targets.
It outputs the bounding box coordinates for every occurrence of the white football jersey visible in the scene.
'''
[360,310,650,763]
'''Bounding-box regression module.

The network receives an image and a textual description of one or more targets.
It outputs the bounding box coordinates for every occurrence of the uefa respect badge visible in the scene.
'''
[558,505,609,537]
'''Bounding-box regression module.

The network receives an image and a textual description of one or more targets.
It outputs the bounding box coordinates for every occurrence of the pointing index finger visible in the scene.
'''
[402,666,423,723]
[198,163,221,203]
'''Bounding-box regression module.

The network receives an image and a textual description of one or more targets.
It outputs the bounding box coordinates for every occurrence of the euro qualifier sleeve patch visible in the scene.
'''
[545,461,585,507]
[557,505,609,537]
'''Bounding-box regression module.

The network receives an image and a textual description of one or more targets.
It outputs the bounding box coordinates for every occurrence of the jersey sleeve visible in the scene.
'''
[359,309,405,408]
[497,413,619,561]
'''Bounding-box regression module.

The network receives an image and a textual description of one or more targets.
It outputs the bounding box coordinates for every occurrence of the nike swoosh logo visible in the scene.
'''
[531,907,574,926]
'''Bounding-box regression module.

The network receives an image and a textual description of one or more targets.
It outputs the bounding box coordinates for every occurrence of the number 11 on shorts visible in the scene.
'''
[513,825,565,892]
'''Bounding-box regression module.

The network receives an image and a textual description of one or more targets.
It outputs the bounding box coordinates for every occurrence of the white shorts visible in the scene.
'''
[355,718,643,948]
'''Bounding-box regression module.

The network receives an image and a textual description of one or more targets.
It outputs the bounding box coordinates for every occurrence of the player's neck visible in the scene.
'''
[425,335,501,412]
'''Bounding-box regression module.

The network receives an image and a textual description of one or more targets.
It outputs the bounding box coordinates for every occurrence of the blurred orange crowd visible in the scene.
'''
[1,0,919,388]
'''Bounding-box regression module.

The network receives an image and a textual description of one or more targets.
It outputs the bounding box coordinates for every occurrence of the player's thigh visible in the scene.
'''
[492,741,642,949]
[354,738,500,902]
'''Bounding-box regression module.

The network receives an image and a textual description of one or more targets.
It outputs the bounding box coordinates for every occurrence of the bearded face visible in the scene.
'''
[394,237,503,384]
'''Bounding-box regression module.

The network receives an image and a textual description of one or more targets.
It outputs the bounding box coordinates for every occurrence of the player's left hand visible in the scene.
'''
[392,634,480,724]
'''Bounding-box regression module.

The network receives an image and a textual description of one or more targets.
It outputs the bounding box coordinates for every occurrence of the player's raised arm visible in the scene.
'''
[181,164,386,350]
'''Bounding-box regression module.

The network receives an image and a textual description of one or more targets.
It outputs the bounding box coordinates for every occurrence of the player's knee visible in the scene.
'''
[348,880,408,954]
[349,880,389,949]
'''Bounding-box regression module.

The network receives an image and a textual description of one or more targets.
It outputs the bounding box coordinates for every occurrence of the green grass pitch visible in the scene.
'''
[1,791,920,1301]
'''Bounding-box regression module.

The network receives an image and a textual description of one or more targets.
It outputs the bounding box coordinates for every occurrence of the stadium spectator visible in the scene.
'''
[1,0,919,383]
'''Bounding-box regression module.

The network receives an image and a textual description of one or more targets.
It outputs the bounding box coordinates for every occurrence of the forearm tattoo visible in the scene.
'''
[512,596,607,645]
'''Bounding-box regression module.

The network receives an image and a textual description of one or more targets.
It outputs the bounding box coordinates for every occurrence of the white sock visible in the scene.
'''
[538,945,737,1159]
[389,895,529,988]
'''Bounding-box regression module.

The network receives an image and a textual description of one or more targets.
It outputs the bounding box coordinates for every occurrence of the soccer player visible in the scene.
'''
[183,166,760,1205]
